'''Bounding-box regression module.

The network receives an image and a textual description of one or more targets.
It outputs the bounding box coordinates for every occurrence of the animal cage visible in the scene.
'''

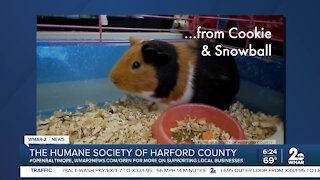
[36,15,285,144]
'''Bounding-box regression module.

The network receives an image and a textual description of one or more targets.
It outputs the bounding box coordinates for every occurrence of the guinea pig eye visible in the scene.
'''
[132,61,141,69]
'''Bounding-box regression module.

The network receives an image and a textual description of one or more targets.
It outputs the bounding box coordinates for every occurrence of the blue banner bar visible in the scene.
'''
[20,145,319,166]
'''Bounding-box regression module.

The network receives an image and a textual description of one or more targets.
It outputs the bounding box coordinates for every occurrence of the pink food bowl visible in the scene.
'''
[152,103,246,144]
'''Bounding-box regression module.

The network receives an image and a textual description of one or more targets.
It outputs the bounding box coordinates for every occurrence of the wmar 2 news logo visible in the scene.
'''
[288,147,304,165]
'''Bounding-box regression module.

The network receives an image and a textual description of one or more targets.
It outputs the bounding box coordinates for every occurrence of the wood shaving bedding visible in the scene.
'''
[37,96,282,144]
[226,101,281,140]
[37,95,160,144]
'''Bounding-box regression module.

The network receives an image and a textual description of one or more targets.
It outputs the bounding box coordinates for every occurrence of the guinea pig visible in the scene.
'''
[110,36,240,110]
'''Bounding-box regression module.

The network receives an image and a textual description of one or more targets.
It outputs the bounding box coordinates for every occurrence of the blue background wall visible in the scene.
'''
[37,42,285,93]
[37,42,127,83]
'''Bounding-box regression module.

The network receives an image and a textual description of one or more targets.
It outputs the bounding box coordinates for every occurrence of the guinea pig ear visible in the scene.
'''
[142,45,170,65]
[129,36,140,46]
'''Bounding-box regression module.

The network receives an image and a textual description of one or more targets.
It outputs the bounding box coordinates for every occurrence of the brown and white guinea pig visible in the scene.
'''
[110,36,240,110]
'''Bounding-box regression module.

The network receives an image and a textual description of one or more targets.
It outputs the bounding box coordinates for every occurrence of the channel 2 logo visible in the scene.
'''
[288,147,304,165]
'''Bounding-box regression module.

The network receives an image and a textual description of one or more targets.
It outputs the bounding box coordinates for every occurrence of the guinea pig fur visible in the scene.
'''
[110,36,240,110]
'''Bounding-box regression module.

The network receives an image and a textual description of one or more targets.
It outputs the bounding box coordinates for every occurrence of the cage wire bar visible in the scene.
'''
[37,15,284,46]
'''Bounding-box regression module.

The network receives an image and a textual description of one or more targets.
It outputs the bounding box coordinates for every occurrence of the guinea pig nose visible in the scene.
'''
[113,80,119,84]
